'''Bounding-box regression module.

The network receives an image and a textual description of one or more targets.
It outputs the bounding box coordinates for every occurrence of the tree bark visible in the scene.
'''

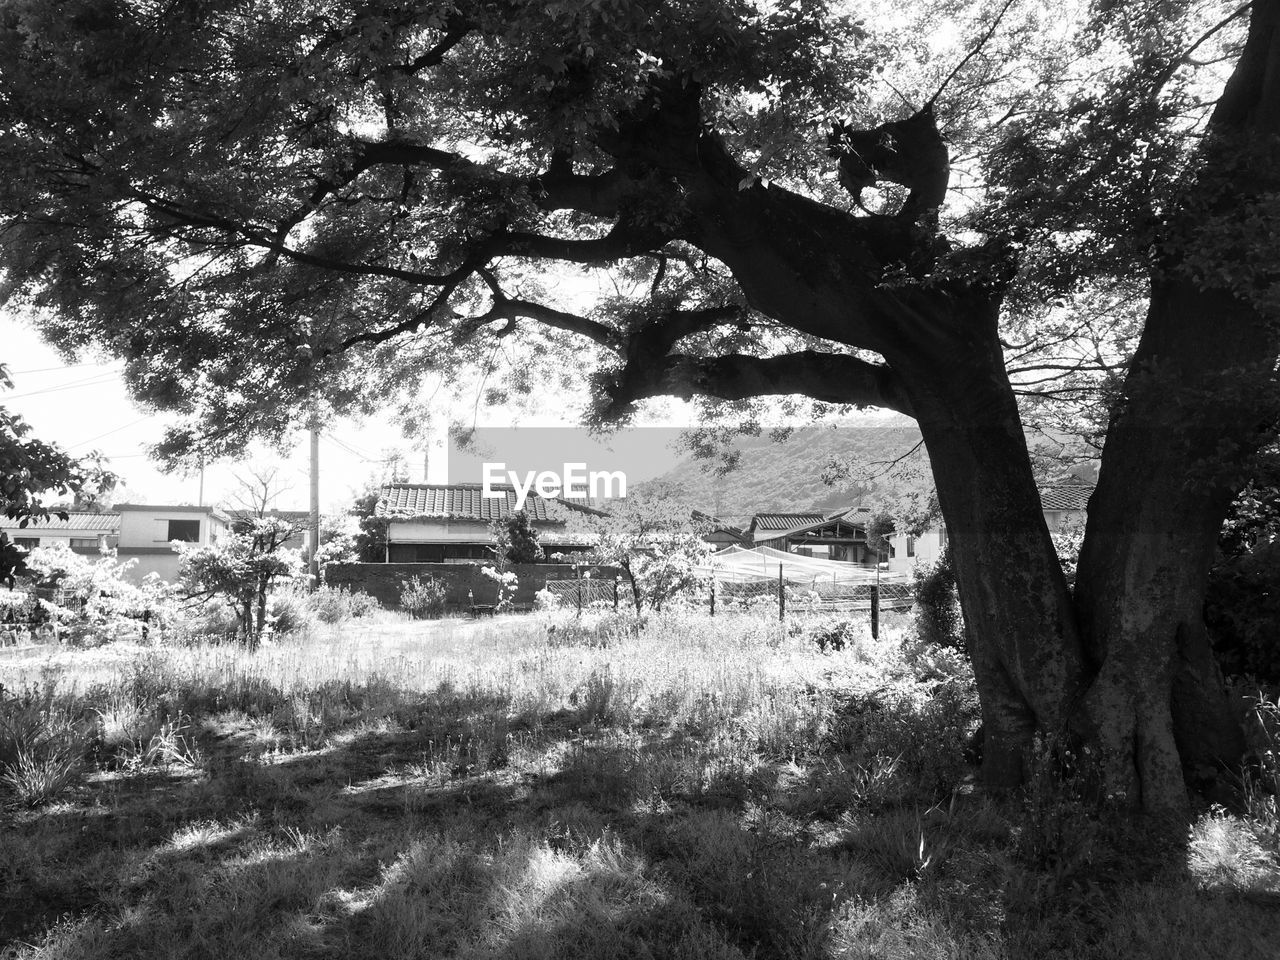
[1073,0,1280,813]
[886,304,1088,791]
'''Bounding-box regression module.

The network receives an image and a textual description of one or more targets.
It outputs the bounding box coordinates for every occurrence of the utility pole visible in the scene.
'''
[308,420,320,589]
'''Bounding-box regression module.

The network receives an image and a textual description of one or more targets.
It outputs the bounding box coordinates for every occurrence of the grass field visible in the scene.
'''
[1,610,1278,959]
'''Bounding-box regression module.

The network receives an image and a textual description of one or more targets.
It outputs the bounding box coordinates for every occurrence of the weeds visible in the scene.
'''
[0,615,1277,959]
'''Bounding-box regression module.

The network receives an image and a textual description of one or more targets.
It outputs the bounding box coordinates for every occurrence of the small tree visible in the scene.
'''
[314,512,360,573]
[348,485,390,562]
[490,511,544,567]
[571,493,711,614]
[177,518,300,648]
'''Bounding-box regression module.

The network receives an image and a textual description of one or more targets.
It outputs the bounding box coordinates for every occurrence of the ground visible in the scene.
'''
[1,611,1278,959]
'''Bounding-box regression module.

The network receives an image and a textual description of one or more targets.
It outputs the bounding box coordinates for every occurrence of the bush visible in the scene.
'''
[1205,541,1280,681]
[400,576,446,619]
[269,593,313,636]
[172,598,241,643]
[0,684,90,806]
[912,545,967,655]
[805,617,859,653]
[347,590,381,619]
[306,585,382,624]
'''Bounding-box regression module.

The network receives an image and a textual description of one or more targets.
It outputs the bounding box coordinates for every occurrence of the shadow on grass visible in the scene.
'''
[4,672,1280,959]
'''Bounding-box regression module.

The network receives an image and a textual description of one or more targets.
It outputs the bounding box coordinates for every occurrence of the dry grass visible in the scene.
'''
[1,609,1278,959]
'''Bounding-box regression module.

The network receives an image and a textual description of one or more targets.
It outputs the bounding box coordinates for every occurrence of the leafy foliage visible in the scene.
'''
[1,363,114,585]
[489,510,544,566]
[911,544,967,655]
[399,575,445,619]
[570,491,711,613]
[177,518,302,647]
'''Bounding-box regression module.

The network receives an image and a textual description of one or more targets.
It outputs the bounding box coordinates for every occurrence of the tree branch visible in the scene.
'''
[601,349,914,418]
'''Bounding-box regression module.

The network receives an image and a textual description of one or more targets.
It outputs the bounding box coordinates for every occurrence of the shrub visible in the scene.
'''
[0,684,89,806]
[400,576,446,619]
[347,590,381,619]
[269,593,313,636]
[172,597,240,643]
[1205,541,1280,681]
[805,617,859,653]
[911,545,967,655]
[308,585,352,624]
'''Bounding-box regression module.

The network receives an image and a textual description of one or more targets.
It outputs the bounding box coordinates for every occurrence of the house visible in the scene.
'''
[377,483,599,562]
[692,510,746,549]
[884,482,1095,572]
[743,509,876,564]
[114,504,232,582]
[1,502,309,584]
[0,512,119,555]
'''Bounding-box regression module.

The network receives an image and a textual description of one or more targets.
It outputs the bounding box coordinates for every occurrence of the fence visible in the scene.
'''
[546,564,913,638]
[545,578,632,612]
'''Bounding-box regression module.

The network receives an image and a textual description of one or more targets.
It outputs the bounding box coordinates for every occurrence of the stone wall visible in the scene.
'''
[323,562,622,611]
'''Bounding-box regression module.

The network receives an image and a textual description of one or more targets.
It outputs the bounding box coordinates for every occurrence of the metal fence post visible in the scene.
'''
[870,583,880,640]
[778,563,785,621]
[613,578,619,611]
[577,578,583,615]
[710,574,716,617]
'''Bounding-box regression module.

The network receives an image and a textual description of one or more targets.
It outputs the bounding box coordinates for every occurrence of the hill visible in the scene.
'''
[637,419,927,524]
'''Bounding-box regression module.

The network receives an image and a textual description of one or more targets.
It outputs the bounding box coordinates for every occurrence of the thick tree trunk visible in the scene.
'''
[1073,1,1280,813]
[888,304,1088,791]
[1074,280,1271,810]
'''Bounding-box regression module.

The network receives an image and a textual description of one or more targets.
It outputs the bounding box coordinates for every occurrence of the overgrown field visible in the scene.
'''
[1,611,1278,959]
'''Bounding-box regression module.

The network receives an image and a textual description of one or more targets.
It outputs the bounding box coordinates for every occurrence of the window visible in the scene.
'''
[167,519,201,542]
[906,536,916,558]
[70,538,100,549]
[13,537,39,549]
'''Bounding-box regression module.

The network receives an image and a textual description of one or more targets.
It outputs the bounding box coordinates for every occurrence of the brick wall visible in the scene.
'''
[322,562,623,611]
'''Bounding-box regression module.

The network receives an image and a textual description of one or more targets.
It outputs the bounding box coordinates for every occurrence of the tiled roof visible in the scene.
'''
[378,484,597,522]
[750,513,826,532]
[2,511,120,532]
[1039,484,1093,511]
[228,510,312,523]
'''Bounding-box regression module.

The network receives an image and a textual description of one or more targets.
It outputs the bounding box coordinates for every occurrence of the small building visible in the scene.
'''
[885,482,1095,573]
[114,504,232,582]
[692,510,746,549]
[0,511,119,555]
[744,510,875,564]
[378,483,598,562]
[1039,483,1092,531]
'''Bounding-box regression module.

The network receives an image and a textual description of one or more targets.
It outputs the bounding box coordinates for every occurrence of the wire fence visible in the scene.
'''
[546,563,914,638]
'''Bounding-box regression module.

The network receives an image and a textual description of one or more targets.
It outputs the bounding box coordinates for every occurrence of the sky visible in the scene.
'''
[2,310,701,512]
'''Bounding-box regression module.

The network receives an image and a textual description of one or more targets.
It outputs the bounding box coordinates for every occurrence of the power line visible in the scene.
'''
[2,373,121,401]
[67,416,153,450]
[4,361,119,376]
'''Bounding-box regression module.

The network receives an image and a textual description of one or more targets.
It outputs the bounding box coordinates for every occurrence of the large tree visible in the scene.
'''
[1,0,1277,811]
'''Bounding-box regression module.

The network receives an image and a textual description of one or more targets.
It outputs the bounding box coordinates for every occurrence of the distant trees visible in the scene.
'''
[1,362,115,586]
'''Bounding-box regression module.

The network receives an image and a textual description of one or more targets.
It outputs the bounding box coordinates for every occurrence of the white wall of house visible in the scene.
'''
[388,518,491,543]
[114,505,229,583]
[1,526,115,553]
[886,527,946,574]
